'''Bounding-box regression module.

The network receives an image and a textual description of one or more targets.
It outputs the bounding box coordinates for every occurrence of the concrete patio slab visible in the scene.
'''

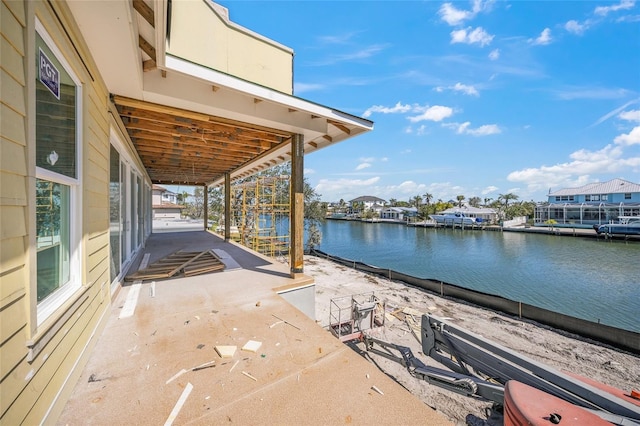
[57,231,450,425]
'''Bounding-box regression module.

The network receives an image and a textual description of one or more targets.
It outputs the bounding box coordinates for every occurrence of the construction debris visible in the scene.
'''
[215,345,237,358]
[241,340,262,353]
[242,371,258,381]
[125,250,224,281]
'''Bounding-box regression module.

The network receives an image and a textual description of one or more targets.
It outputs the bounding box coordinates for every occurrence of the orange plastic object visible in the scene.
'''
[504,381,611,426]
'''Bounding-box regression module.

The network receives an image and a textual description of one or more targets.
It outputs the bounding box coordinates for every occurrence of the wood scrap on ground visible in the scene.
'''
[125,250,224,281]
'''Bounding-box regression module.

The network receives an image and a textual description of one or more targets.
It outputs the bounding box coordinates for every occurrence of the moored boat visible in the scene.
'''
[593,216,640,235]
[429,211,479,225]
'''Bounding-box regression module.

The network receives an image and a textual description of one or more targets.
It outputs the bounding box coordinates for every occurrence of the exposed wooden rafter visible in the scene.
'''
[112,96,295,186]
[132,0,155,27]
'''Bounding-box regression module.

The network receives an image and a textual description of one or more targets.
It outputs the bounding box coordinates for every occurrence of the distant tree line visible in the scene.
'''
[333,192,537,222]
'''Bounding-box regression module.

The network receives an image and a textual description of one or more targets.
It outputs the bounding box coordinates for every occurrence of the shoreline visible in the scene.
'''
[326,216,640,241]
[305,254,640,425]
[309,248,640,352]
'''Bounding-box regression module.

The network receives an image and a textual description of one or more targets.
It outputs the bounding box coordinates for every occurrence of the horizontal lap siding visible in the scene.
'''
[0,0,30,422]
[2,1,115,423]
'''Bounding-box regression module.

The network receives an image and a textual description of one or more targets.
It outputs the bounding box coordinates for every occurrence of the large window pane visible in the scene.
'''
[35,33,77,179]
[36,179,70,301]
[110,145,121,282]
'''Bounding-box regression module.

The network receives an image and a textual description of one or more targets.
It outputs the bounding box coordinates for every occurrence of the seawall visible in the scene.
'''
[309,249,640,354]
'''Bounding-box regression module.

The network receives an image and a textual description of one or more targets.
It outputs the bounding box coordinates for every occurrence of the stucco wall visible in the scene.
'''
[0,1,133,423]
[167,0,294,94]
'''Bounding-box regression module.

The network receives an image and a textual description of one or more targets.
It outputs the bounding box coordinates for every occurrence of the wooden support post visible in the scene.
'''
[224,173,231,241]
[290,134,304,277]
[203,184,208,230]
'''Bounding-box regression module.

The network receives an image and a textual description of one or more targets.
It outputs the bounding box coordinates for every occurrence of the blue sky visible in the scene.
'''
[217,0,640,203]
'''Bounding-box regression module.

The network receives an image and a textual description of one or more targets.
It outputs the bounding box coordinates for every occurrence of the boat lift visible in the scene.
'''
[362,314,640,425]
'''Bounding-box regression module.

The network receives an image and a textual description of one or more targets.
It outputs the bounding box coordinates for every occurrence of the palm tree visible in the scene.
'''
[498,193,519,209]
[423,192,433,214]
[469,196,481,208]
[388,198,397,207]
[412,195,423,208]
[456,195,465,208]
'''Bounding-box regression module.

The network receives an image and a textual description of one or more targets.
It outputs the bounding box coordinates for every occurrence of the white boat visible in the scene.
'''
[593,216,640,235]
[429,212,479,225]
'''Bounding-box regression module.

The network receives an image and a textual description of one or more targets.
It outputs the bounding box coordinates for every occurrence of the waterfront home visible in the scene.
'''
[438,206,498,223]
[380,206,419,222]
[0,1,407,424]
[349,195,387,211]
[152,185,183,219]
[535,178,640,227]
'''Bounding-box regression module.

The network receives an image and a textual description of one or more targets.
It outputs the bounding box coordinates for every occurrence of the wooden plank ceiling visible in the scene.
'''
[113,96,294,186]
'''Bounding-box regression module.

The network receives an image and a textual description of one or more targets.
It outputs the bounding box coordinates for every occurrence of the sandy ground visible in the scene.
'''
[303,254,640,425]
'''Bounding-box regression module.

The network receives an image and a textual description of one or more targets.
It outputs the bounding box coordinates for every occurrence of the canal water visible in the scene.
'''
[315,220,640,333]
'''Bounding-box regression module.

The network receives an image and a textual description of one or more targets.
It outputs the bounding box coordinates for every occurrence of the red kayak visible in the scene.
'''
[504,380,611,426]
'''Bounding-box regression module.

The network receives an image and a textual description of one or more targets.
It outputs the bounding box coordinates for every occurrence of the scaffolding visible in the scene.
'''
[230,176,290,257]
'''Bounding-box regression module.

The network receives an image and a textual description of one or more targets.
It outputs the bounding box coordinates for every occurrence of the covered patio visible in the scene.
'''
[58,231,450,424]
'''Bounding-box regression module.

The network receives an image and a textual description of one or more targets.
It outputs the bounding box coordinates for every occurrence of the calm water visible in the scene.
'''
[315,220,640,333]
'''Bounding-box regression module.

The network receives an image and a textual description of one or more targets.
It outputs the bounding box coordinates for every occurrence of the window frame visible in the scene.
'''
[35,18,83,326]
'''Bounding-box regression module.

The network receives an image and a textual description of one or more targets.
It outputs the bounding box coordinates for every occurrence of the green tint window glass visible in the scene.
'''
[36,179,70,301]
[36,33,77,178]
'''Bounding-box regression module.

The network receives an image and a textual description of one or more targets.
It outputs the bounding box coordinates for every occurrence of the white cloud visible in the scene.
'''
[565,20,588,35]
[451,27,494,47]
[363,101,412,118]
[438,1,493,26]
[482,185,499,195]
[590,99,640,127]
[468,124,501,136]
[355,163,372,171]
[488,49,500,60]
[434,83,479,96]
[594,0,635,16]
[507,133,640,196]
[620,109,640,122]
[531,28,552,45]
[453,83,480,96]
[408,106,454,123]
[443,121,501,136]
[304,168,316,175]
[315,177,381,198]
[614,126,640,146]
[294,82,324,94]
[439,3,473,26]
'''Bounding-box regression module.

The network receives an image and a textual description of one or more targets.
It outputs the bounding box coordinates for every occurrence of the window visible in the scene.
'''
[35,21,82,324]
[601,194,608,201]
[625,193,631,200]
[110,145,121,283]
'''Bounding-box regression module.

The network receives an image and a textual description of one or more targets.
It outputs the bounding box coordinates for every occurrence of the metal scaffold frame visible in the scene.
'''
[230,176,290,258]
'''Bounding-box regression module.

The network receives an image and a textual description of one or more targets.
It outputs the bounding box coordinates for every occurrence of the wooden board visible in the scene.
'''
[125,250,225,281]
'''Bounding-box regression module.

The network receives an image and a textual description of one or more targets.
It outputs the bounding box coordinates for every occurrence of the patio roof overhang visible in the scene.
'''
[67,0,373,187]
